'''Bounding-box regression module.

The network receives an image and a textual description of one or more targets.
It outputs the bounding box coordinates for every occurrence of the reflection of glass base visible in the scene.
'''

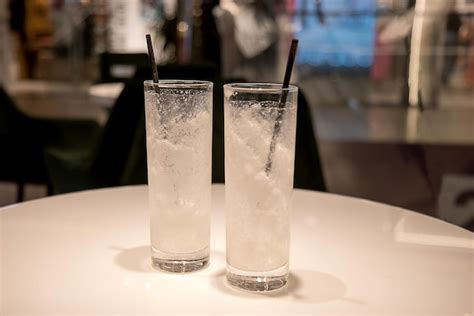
[151,247,209,273]
[226,264,288,292]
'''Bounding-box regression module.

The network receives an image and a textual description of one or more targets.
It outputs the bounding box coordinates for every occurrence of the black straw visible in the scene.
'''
[265,39,299,174]
[146,34,159,83]
[282,39,299,90]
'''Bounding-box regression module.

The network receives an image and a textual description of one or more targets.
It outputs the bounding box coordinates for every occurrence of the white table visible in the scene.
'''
[1,185,472,315]
[5,80,107,124]
[88,82,125,109]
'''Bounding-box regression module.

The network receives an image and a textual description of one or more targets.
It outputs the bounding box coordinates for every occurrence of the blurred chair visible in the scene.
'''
[47,63,219,193]
[120,78,238,186]
[294,90,326,191]
[212,84,326,191]
[99,55,217,84]
[99,53,149,83]
[45,79,144,193]
[134,63,218,82]
[119,64,219,185]
[0,86,51,201]
[0,86,101,201]
[211,82,327,191]
[122,78,327,192]
[55,62,326,193]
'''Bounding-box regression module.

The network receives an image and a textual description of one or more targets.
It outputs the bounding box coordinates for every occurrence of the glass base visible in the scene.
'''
[226,264,288,292]
[151,247,209,273]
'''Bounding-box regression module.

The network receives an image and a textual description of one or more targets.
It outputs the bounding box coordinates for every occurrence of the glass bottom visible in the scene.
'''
[151,246,209,273]
[226,263,289,292]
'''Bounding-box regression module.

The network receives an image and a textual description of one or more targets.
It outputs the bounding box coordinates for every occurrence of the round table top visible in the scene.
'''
[1,185,472,315]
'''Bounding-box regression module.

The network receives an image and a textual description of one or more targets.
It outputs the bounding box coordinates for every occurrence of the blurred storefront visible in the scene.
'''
[1,0,473,90]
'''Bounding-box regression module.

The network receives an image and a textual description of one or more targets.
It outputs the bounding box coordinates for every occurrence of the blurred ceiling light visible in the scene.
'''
[177,21,189,33]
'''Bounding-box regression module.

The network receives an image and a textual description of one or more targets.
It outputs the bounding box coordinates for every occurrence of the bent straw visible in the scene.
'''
[265,39,299,174]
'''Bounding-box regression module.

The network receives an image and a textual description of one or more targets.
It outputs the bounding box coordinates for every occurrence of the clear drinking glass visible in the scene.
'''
[224,83,298,291]
[144,80,213,272]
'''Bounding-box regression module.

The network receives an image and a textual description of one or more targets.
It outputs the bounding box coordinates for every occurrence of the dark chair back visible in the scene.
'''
[294,91,326,191]
[0,87,49,184]
[212,83,326,191]
[120,65,219,185]
[0,86,33,136]
[89,79,145,187]
[121,78,235,185]
[87,63,219,187]
[2,87,105,198]
[121,80,326,191]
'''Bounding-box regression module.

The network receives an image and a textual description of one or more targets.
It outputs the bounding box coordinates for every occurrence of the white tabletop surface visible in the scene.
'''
[1,185,472,315]
[88,83,125,108]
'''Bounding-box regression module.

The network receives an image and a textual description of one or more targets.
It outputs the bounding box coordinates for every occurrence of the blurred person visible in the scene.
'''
[403,0,416,106]
[8,0,52,79]
[9,0,28,77]
[408,0,456,108]
[191,0,221,66]
[212,2,235,77]
[441,10,462,85]
[315,0,325,25]
[372,15,396,82]
[50,0,71,57]
[461,18,474,87]
[140,0,165,44]
[158,0,178,63]
[213,0,281,80]
[372,0,415,105]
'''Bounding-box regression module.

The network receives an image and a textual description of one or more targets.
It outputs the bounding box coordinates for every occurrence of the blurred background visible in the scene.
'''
[0,0,473,230]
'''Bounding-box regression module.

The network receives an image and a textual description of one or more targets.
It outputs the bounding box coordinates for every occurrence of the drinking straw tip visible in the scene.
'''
[283,39,299,88]
[146,34,159,83]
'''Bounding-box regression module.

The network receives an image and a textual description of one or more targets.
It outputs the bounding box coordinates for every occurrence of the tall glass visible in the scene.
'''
[224,83,298,291]
[144,80,213,273]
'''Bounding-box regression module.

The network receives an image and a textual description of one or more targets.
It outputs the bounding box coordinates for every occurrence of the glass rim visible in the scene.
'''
[144,79,213,88]
[224,83,298,93]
